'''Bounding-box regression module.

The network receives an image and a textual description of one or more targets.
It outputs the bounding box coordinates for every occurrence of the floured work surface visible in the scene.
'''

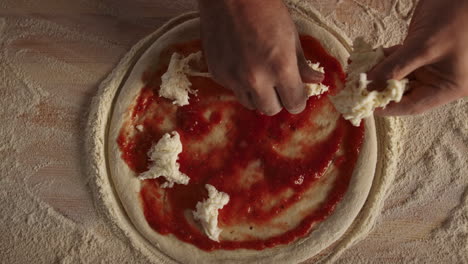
[105,14,376,263]
[1,0,467,263]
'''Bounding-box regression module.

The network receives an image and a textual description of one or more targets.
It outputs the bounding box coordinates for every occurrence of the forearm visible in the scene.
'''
[197,0,285,20]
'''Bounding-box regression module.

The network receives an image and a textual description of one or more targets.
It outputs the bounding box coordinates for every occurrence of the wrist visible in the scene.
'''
[197,0,252,6]
[199,0,287,24]
[197,0,282,12]
[197,0,247,12]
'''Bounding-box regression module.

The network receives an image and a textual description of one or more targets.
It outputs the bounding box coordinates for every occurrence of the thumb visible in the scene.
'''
[375,81,460,116]
[368,42,433,88]
[297,55,325,83]
[376,65,460,116]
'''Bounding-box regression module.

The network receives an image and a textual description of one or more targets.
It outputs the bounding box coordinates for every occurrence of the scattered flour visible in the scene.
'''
[0,12,149,264]
[0,0,466,263]
[292,1,468,263]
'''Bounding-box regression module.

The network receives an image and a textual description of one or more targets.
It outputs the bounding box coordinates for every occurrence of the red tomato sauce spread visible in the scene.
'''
[117,36,365,251]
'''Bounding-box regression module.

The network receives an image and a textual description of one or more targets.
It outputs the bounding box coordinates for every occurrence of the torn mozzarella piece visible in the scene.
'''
[138,131,189,188]
[159,51,211,106]
[135,124,144,132]
[329,37,408,126]
[192,184,230,242]
[330,74,407,126]
[305,61,329,97]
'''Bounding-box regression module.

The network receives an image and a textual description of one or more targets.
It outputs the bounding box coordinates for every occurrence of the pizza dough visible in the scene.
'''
[110,15,375,264]
[98,9,378,263]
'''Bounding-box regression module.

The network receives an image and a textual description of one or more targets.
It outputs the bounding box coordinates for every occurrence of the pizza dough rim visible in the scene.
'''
[106,11,376,264]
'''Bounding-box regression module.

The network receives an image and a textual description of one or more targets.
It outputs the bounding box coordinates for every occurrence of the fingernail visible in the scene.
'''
[287,104,306,115]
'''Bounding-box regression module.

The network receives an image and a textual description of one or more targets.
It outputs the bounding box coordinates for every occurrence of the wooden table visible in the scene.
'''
[3,0,466,263]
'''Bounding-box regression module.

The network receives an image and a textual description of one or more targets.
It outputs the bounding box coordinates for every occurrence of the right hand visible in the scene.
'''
[368,0,468,116]
[197,0,324,115]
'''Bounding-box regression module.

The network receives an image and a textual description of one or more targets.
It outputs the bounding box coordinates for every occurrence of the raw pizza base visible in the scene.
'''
[105,11,376,264]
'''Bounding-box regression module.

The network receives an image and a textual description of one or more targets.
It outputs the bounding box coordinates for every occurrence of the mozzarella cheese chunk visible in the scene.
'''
[329,37,408,126]
[305,61,329,97]
[139,131,189,188]
[159,51,211,106]
[135,124,144,132]
[192,184,230,242]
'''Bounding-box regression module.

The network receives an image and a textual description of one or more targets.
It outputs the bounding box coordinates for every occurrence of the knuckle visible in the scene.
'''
[413,38,440,62]
[273,57,290,69]
[264,45,284,62]
[242,69,262,88]
[387,64,404,80]
[418,44,436,60]
[273,58,297,76]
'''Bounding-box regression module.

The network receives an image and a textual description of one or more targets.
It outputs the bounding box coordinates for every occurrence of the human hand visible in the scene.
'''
[197,0,324,115]
[368,0,468,116]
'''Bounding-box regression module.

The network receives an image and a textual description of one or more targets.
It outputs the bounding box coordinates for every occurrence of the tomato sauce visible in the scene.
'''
[117,36,365,251]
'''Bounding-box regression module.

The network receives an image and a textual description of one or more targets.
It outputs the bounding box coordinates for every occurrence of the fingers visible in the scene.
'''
[213,72,283,115]
[242,76,308,116]
[212,55,321,116]
[272,57,308,114]
[368,43,435,84]
[297,54,325,83]
[250,87,283,116]
[243,55,314,115]
[231,69,282,115]
[383,45,402,56]
[275,81,307,114]
[375,81,459,116]
[233,88,255,110]
[367,45,403,91]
